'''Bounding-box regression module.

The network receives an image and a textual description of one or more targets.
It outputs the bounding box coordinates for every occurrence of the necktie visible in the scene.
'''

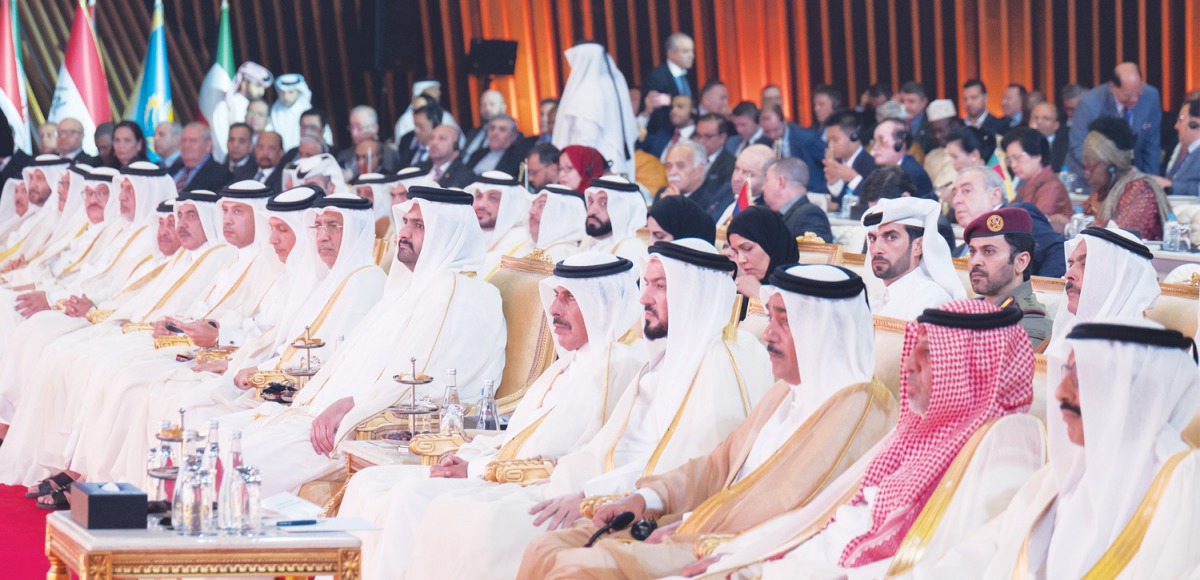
[1169,150,1189,179]
[670,130,681,145]
[433,165,445,183]
[675,75,690,97]
[1124,108,1135,128]
[254,169,265,182]
[175,166,194,193]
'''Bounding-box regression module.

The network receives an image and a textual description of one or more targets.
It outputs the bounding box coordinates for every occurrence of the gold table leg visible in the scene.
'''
[44,553,68,580]
[338,548,362,580]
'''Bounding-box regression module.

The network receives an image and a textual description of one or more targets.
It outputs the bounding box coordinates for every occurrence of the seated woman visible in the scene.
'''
[1082,117,1170,240]
[1003,127,1072,230]
[724,206,800,340]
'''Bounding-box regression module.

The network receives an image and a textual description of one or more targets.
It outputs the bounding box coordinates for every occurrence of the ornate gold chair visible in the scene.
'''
[872,315,907,402]
[795,233,843,265]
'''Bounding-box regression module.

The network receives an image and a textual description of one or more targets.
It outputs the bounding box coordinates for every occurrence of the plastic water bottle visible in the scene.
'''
[1064,207,1087,239]
[217,431,244,532]
[203,420,220,472]
[439,369,464,436]
[1058,166,1076,192]
[475,380,501,431]
[1164,213,1181,252]
[1179,221,1192,252]
[173,431,202,535]
[840,193,858,218]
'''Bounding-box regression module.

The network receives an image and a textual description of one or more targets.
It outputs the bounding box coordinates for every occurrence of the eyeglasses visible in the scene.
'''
[309,223,344,232]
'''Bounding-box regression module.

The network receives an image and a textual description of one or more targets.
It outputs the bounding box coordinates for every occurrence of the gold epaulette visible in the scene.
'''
[693,534,738,559]
[579,493,629,520]
[196,346,238,364]
[408,432,470,466]
[481,457,556,486]
[121,322,153,333]
[154,335,195,349]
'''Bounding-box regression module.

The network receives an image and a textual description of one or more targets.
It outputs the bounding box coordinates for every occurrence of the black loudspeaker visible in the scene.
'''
[467,39,518,76]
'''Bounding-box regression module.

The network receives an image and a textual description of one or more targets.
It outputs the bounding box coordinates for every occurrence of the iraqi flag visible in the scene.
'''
[196,0,233,125]
[732,176,752,215]
[47,0,111,156]
[0,0,31,153]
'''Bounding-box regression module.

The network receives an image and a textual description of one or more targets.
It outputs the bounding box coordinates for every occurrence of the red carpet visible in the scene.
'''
[0,484,52,578]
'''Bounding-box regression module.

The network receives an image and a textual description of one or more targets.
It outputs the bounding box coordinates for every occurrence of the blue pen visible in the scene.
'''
[275,519,318,526]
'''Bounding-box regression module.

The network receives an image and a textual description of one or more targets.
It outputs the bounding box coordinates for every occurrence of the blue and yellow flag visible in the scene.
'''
[130,0,172,163]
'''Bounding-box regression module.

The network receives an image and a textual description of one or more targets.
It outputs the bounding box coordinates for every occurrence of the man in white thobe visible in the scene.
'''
[581,176,648,270]
[552,42,639,181]
[509,184,588,263]
[0,191,237,489]
[0,155,70,264]
[220,185,507,495]
[352,171,402,238]
[339,251,646,578]
[270,73,317,151]
[467,170,533,278]
[906,320,1200,579]
[209,62,273,163]
[401,238,772,580]
[862,197,964,319]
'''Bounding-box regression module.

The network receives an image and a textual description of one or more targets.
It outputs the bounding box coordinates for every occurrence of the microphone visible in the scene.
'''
[584,511,636,547]
[631,518,658,541]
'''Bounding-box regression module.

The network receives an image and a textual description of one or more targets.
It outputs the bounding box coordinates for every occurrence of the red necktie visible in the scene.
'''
[670,130,681,145]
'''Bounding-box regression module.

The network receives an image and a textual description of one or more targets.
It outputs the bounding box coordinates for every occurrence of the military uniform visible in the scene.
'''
[989,280,1050,348]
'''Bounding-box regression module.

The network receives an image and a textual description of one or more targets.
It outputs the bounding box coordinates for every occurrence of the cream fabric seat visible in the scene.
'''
[486,254,559,414]
[872,315,907,402]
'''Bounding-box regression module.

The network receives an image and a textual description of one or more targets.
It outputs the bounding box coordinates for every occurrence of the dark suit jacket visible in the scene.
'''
[1166,145,1200,197]
[170,158,233,193]
[1070,83,1162,175]
[725,133,773,154]
[704,150,735,192]
[698,182,736,222]
[465,136,533,177]
[418,157,476,189]
[850,148,878,179]
[910,113,938,155]
[643,63,693,134]
[1048,125,1070,171]
[638,129,674,158]
[974,112,1009,138]
[774,123,828,193]
[462,126,488,158]
[780,195,832,242]
[899,155,936,200]
[64,151,101,166]
[0,150,32,189]
[335,142,402,180]
[229,161,259,184]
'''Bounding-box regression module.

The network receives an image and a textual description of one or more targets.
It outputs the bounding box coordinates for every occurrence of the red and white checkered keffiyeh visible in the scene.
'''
[838,299,1035,567]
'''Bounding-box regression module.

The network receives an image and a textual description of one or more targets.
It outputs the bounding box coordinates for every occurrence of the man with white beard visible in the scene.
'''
[509,184,589,263]
[86,191,388,487]
[338,252,646,578]
[466,171,532,278]
[0,200,180,433]
[0,163,174,349]
[0,190,237,493]
[906,320,1200,578]
[0,155,71,266]
[581,176,649,270]
[400,238,772,579]
[216,185,507,495]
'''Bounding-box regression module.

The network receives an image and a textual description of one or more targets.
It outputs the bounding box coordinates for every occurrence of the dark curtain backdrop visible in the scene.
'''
[16,0,1200,148]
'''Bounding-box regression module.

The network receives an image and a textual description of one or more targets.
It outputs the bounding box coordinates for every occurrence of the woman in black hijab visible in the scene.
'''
[726,205,799,298]
[646,195,716,244]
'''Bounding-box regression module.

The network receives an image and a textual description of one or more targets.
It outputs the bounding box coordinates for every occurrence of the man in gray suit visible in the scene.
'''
[1070,62,1162,175]
[1156,99,1200,197]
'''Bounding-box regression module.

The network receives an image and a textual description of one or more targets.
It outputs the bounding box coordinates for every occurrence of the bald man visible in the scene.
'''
[1071,62,1162,175]
[54,118,97,164]
[421,125,475,189]
[715,144,776,226]
[463,90,508,158]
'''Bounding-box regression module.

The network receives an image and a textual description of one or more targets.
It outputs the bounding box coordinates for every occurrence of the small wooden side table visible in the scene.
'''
[45,511,361,579]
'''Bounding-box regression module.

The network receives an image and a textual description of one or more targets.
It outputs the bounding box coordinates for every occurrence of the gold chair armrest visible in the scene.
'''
[579,494,629,520]
[408,433,470,466]
[247,370,291,398]
[121,322,153,333]
[196,346,239,364]
[481,457,556,486]
[85,309,114,324]
[154,335,196,349]
[693,534,738,559]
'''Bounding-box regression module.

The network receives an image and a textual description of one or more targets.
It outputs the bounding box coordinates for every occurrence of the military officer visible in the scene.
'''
[962,207,1051,347]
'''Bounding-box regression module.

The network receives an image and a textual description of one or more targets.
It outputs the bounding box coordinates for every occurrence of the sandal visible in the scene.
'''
[35,489,71,511]
[25,472,74,499]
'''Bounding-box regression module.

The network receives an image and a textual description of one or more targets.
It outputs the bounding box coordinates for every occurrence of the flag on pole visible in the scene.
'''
[47,0,111,156]
[0,0,31,153]
[129,0,172,163]
[196,0,233,125]
[733,176,752,215]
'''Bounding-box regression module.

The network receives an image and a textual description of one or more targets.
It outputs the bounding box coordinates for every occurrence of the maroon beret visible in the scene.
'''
[963,207,1033,243]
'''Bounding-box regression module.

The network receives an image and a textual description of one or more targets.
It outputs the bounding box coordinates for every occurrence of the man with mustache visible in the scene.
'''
[0,156,71,270]
[581,176,649,270]
[401,239,772,579]
[518,265,897,579]
[962,207,1051,347]
[862,197,964,319]
[509,184,589,263]
[338,252,646,578]
[949,165,1066,277]
[907,321,1200,578]
[465,171,533,278]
